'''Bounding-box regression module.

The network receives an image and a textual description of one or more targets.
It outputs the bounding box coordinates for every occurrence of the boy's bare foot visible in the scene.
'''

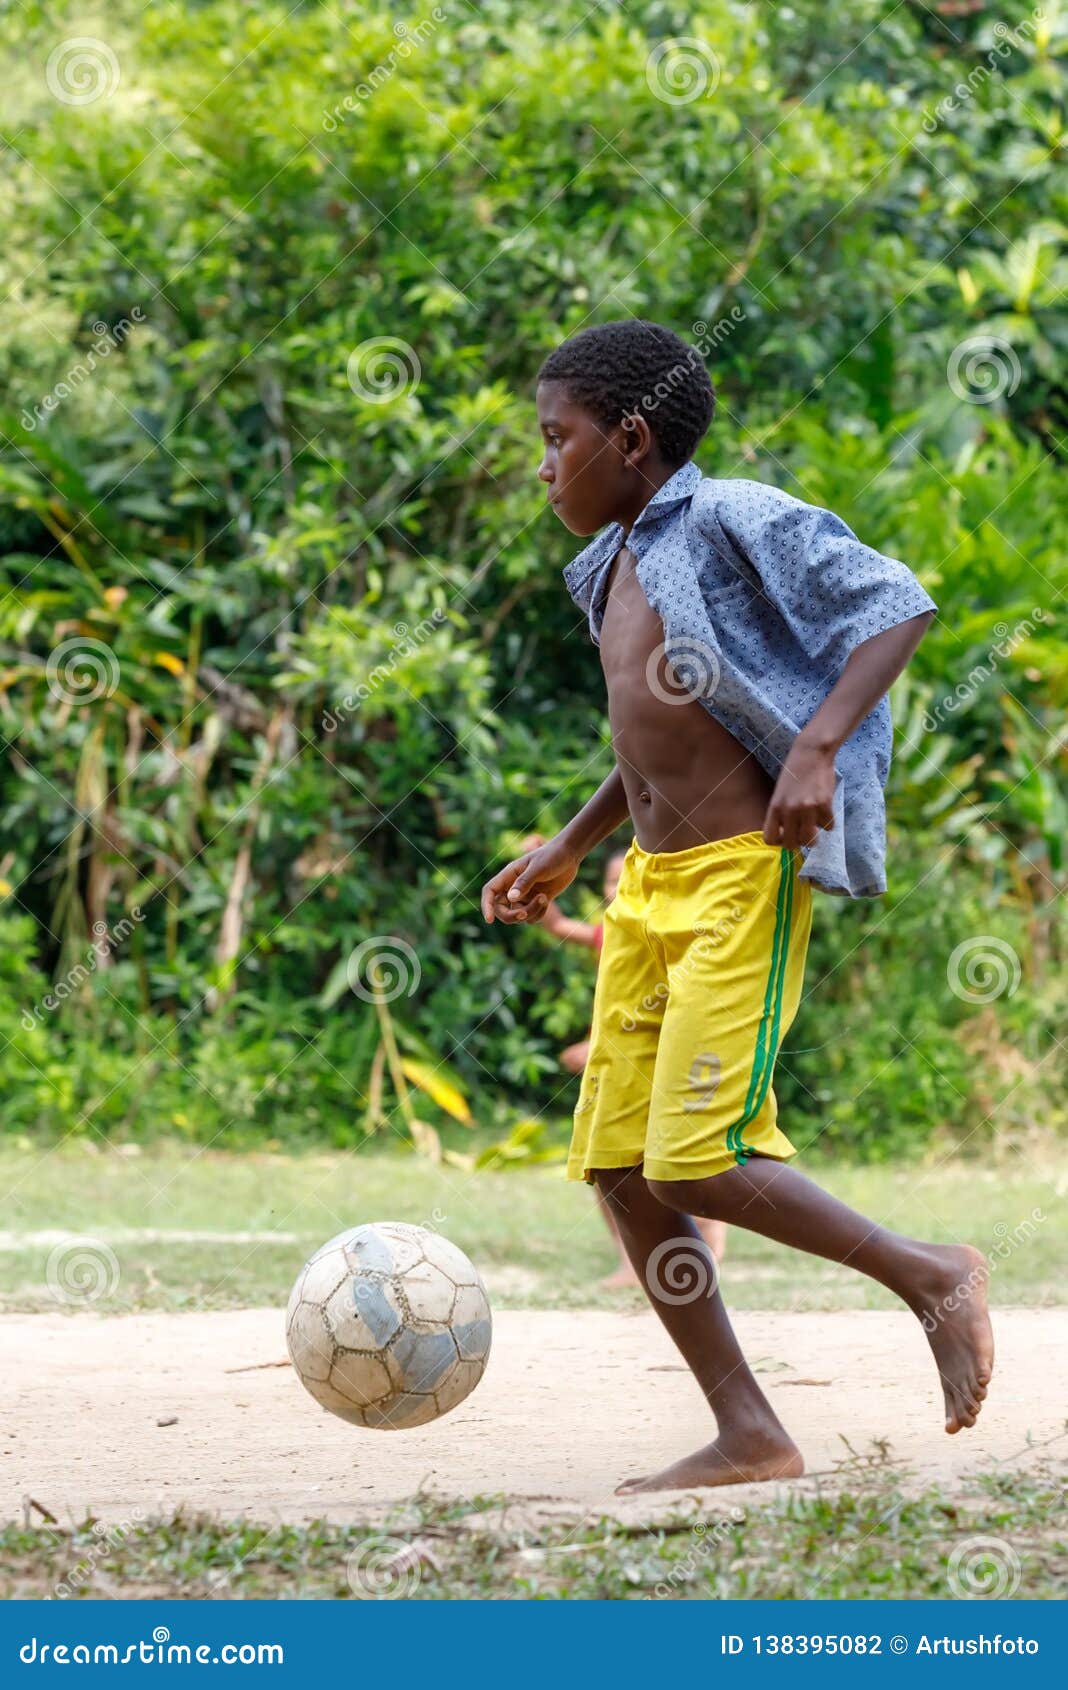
[910,1243,994,1434]
[615,1427,803,1495]
[601,1261,641,1289]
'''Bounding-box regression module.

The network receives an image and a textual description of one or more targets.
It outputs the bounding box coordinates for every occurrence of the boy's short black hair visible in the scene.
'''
[537,319,715,468]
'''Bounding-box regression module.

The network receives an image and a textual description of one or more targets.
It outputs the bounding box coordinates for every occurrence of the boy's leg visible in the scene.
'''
[596,1185,724,1282]
[564,842,664,1186]
[625,836,992,1492]
[647,1158,993,1438]
[594,1164,803,1492]
[593,1183,641,1287]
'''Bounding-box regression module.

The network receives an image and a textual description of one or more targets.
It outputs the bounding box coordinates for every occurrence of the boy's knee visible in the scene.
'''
[646,1177,691,1212]
[592,1164,647,1214]
[647,1172,733,1215]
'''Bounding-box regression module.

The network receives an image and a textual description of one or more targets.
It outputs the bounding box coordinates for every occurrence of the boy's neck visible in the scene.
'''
[615,460,683,539]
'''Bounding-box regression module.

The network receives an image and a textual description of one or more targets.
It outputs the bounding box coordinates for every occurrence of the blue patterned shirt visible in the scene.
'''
[560,460,938,897]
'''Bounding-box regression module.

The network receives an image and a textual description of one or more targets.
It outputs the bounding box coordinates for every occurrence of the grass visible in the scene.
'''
[3,1466,1063,1600]
[3,1140,1063,1603]
[0,1140,1061,1314]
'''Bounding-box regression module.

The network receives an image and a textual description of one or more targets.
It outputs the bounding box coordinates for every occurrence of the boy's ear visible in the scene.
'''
[620,410,654,465]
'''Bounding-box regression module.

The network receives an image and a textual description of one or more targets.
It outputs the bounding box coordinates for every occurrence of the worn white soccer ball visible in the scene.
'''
[285,1222,492,1430]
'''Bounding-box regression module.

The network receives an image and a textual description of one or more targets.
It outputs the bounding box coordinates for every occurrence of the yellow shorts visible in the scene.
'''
[567,830,813,1185]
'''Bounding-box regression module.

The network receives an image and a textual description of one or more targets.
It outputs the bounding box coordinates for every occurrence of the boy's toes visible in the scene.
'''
[944,1388,968,1433]
[945,1383,985,1432]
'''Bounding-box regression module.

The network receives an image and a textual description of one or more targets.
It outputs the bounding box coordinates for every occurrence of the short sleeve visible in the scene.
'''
[695,479,938,675]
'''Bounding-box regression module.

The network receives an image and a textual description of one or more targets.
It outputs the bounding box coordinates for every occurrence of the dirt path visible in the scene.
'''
[3,1307,1062,1530]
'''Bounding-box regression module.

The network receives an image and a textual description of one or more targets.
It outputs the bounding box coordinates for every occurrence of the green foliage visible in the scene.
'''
[0,0,1064,1158]
[2,1470,1063,1599]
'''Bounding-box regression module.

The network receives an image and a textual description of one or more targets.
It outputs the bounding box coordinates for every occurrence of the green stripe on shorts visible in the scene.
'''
[727,848,793,1164]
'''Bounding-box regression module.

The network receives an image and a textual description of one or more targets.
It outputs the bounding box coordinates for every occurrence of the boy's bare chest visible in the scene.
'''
[598,545,665,676]
[596,544,771,825]
[598,542,708,725]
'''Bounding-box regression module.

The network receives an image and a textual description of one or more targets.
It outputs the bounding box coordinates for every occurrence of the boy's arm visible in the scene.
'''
[692,479,939,676]
[763,611,934,849]
[557,764,631,857]
[690,479,939,850]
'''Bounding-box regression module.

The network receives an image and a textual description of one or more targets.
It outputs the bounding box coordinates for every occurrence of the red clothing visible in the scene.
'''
[593,922,604,956]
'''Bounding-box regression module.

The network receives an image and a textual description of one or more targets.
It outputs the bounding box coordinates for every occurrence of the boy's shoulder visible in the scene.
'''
[690,472,819,531]
[564,472,830,597]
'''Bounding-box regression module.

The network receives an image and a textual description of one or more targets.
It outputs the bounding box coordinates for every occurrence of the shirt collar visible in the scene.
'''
[560,460,702,585]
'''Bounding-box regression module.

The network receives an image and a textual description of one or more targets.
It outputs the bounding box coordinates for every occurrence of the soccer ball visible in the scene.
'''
[285,1221,492,1430]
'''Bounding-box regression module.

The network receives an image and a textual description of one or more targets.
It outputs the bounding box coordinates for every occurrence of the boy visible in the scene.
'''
[522,834,726,1285]
[481,319,992,1495]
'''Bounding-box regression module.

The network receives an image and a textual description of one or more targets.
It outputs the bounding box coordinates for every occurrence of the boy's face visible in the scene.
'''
[536,381,631,536]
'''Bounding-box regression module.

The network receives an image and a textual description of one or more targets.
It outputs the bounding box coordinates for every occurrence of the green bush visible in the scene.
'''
[0,0,1064,1158]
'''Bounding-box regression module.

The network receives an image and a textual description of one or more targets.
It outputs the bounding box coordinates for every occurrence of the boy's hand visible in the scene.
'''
[481,836,581,924]
[763,736,837,849]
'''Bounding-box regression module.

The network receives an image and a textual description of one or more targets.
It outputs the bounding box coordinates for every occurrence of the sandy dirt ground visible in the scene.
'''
[3,1307,1063,1531]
